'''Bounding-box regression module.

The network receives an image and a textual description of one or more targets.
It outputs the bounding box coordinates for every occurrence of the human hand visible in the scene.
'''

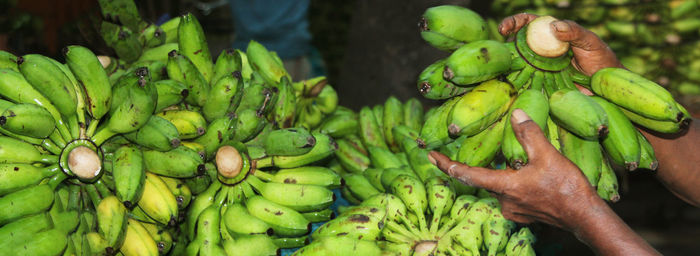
[499,13,623,77]
[428,109,602,231]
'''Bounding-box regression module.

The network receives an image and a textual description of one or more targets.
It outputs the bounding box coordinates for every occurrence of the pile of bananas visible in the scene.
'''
[490,0,700,112]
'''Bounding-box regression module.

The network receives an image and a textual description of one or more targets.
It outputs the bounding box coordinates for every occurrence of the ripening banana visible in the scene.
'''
[143,145,204,178]
[419,5,488,51]
[120,218,158,256]
[156,109,207,139]
[255,166,342,188]
[223,202,273,236]
[153,79,188,112]
[96,195,128,249]
[448,79,515,137]
[137,172,179,226]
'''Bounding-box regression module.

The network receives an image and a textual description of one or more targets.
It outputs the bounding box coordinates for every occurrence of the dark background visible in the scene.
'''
[2,0,699,255]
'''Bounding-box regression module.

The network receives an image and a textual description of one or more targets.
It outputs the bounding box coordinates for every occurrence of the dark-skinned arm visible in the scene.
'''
[501,13,700,207]
[428,109,660,255]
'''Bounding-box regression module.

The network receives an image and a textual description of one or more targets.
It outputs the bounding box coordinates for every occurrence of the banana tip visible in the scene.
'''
[418,17,428,31]
[625,162,639,171]
[597,126,609,138]
[649,161,659,171]
[419,82,431,95]
[15,56,24,65]
[443,67,455,80]
[171,139,181,148]
[123,201,133,208]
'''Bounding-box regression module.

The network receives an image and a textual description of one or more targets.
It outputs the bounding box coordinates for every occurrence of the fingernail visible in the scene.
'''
[551,21,570,32]
[512,109,531,124]
[427,151,438,166]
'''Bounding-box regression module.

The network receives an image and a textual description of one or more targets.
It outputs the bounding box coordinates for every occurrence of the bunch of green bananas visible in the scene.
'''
[490,0,700,112]
[289,94,537,255]
[413,5,692,203]
[0,31,194,256]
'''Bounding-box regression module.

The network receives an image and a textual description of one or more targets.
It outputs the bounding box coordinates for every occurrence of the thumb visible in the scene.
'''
[550,20,603,51]
[428,151,512,193]
[510,109,553,162]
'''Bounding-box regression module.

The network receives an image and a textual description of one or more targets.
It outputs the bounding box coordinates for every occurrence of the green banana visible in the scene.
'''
[167,50,209,106]
[483,211,516,256]
[246,195,311,237]
[359,106,389,149]
[64,45,112,120]
[560,127,603,187]
[592,68,681,122]
[368,145,404,169]
[273,76,298,128]
[194,116,237,160]
[318,111,358,138]
[597,158,620,202]
[0,184,54,225]
[212,49,242,85]
[247,175,334,212]
[591,96,640,170]
[295,237,382,255]
[448,200,493,254]
[343,173,382,201]
[256,131,336,169]
[383,96,404,152]
[0,136,57,165]
[123,115,180,151]
[549,89,609,139]
[137,42,179,63]
[426,176,456,233]
[637,131,658,170]
[223,234,279,256]
[246,40,290,86]
[160,175,192,209]
[178,13,213,83]
[101,22,143,63]
[391,174,429,231]
[138,23,165,48]
[419,5,488,51]
[203,71,243,122]
[620,107,690,133]
[3,228,68,256]
[312,206,386,241]
[233,108,268,142]
[502,89,549,169]
[156,109,207,139]
[223,203,273,236]
[444,40,512,85]
[420,97,459,149]
[143,145,205,178]
[0,103,55,139]
[448,79,515,137]
[0,163,58,196]
[0,50,18,71]
[112,146,145,207]
[0,213,53,251]
[0,68,70,140]
[263,128,316,156]
[18,54,77,117]
[255,166,342,188]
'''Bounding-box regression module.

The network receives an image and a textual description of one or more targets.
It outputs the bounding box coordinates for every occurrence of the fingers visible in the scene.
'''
[510,109,553,162]
[428,151,512,193]
[499,13,539,36]
[550,20,604,51]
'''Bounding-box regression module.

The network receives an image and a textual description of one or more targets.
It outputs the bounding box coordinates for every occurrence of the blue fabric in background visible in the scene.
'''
[229,0,312,59]
[280,188,350,255]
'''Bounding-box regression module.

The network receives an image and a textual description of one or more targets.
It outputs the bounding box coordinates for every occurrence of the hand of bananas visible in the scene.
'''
[415,5,691,202]
[489,0,700,112]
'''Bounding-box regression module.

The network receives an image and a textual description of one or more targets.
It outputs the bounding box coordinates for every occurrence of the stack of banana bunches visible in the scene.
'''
[292,5,693,256]
[489,0,700,112]
[0,0,343,255]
